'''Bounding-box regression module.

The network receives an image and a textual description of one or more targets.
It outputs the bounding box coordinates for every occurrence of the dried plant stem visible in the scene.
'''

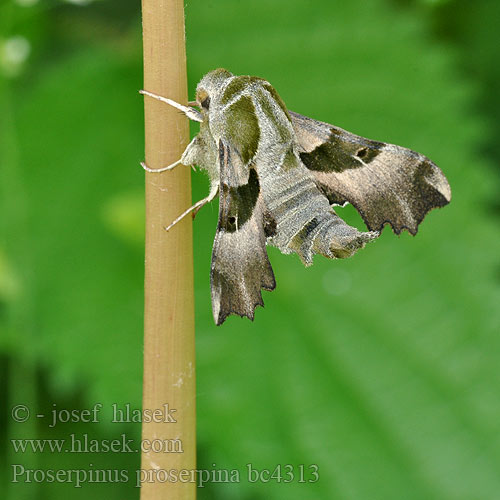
[140,1,196,499]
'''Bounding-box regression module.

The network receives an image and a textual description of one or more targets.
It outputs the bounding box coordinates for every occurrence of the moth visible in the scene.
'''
[141,69,451,325]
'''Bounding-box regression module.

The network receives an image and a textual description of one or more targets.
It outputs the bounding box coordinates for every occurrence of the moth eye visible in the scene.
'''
[201,96,210,110]
[356,148,368,158]
[228,216,236,225]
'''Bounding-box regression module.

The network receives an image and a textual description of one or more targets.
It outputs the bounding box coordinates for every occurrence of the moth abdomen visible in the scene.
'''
[288,212,377,265]
[261,159,376,265]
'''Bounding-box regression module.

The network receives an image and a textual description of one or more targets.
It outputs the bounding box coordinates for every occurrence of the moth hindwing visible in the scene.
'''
[141,69,451,325]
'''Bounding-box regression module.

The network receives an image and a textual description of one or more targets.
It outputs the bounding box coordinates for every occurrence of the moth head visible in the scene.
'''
[195,68,233,114]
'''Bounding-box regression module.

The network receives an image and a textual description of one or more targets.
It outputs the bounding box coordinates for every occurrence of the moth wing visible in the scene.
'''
[290,111,451,235]
[210,140,276,326]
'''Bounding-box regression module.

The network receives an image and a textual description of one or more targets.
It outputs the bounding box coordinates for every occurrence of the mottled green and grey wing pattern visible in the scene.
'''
[210,75,380,324]
[246,83,378,266]
[290,111,451,235]
[210,140,275,326]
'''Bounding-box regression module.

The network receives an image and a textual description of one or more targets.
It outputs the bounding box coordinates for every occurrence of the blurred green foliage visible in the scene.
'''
[1,0,499,499]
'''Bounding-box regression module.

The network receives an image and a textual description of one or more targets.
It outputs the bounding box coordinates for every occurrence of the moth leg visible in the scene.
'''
[140,136,200,173]
[140,159,182,173]
[165,184,219,232]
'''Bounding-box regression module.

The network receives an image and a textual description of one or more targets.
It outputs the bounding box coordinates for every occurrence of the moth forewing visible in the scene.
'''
[210,140,275,325]
[290,111,451,235]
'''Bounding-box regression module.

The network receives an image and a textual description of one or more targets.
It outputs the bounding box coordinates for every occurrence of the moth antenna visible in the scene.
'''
[140,90,203,122]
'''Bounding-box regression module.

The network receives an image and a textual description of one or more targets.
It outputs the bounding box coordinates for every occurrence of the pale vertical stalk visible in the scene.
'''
[140,1,196,499]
